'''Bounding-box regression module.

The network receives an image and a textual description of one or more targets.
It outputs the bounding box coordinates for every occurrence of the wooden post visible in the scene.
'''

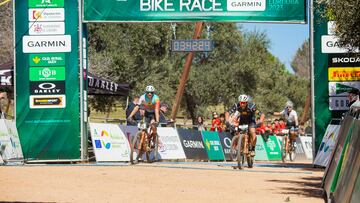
[171,22,204,121]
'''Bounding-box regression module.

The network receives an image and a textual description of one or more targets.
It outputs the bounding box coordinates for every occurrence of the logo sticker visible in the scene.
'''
[227,0,266,11]
[29,22,65,35]
[328,67,360,81]
[29,0,64,8]
[23,35,71,53]
[328,82,360,96]
[29,53,65,66]
[29,67,65,81]
[28,8,65,22]
[30,81,65,95]
[30,95,66,109]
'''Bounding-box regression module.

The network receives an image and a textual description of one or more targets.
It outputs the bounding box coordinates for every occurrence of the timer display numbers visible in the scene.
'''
[171,40,214,52]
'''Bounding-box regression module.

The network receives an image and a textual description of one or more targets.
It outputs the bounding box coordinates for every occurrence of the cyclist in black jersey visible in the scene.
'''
[225,94,265,156]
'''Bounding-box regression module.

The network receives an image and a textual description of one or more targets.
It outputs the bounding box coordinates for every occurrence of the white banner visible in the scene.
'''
[314,124,341,167]
[119,125,138,143]
[298,136,313,160]
[0,119,21,160]
[157,127,186,160]
[90,123,131,162]
[29,22,65,35]
[4,120,23,159]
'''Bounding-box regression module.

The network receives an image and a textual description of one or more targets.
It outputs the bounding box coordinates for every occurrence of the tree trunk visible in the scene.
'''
[300,89,311,124]
[184,90,197,125]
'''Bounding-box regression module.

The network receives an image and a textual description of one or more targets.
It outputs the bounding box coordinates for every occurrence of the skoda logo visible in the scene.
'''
[39,83,56,90]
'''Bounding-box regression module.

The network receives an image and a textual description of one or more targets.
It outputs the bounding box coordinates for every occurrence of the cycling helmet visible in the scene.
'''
[286,100,294,108]
[145,85,155,93]
[238,94,249,102]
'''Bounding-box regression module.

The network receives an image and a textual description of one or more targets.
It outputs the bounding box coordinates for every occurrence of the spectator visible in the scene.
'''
[210,111,222,132]
[196,116,206,131]
[219,113,227,131]
[126,96,141,126]
[159,103,174,127]
[298,121,305,136]
[348,88,359,107]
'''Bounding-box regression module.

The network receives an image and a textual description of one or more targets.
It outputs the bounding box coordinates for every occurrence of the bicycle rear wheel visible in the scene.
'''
[130,132,144,164]
[231,135,239,161]
[289,142,296,162]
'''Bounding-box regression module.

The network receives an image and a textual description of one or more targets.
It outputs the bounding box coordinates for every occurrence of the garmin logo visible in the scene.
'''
[30,81,65,95]
[183,140,205,149]
[23,35,71,53]
[227,0,266,11]
[321,35,358,53]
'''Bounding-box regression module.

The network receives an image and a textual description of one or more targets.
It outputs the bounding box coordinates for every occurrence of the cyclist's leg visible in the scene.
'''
[249,123,257,156]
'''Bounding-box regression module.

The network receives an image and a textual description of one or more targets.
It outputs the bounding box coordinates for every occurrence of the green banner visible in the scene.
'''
[83,0,306,23]
[201,131,225,161]
[29,53,65,66]
[29,0,64,8]
[264,135,282,160]
[254,135,268,161]
[29,67,66,81]
[15,0,81,160]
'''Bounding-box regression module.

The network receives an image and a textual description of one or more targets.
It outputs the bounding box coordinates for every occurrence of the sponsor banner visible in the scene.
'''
[157,127,186,160]
[119,125,138,144]
[29,67,65,81]
[333,120,360,202]
[328,54,360,67]
[90,123,131,162]
[83,0,306,23]
[254,135,268,161]
[201,131,225,161]
[218,132,232,161]
[263,135,282,161]
[350,171,360,203]
[28,8,65,22]
[177,129,208,160]
[0,153,3,164]
[29,53,65,67]
[23,35,71,53]
[0,119,21,160]
[29,22,65,35]
[314,124,341,167]
[30,81,65,95]
[4,120,23,159]
[321,35,358,54]
[29,0,64,8]
[323,116,354,199]
[329,97,350,111]
[298,136,313,160]
[328,67,360,81]
[29,95,66,108]
[329,82,360,97]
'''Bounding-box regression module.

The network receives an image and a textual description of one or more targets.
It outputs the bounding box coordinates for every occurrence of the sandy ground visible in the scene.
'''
[0,161,325,203]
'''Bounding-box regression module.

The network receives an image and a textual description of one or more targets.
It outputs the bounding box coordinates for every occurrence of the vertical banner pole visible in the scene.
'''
[310,0,316,163]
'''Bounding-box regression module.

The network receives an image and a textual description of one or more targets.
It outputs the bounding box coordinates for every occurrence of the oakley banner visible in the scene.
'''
[83,0,306,23]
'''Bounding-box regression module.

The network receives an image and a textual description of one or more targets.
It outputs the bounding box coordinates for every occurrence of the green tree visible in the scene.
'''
[291,39,310,79]
[318,0,360,49]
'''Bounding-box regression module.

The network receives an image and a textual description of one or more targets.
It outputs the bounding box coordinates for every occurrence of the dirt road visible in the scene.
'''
[0,162,324,203]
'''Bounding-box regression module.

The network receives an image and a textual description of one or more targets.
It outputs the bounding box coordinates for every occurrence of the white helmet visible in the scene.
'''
[238,94,249,102]
[286,100,294,108]
[145,85,155,93]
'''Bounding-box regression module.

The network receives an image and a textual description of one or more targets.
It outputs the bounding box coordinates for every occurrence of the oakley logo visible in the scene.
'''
[39,83,56,90]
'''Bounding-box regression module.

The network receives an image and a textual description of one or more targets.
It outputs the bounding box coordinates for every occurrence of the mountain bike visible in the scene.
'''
[281,128,297,162]
[130,122,158,164]
[230,124,254,169]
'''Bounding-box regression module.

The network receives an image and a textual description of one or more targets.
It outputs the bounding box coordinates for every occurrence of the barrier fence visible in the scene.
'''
[85,123,313,163]
[319,109,360,203]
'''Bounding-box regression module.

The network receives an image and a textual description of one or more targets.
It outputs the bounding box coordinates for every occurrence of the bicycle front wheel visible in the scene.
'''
[237,134,244,169]
[130,132,144,164]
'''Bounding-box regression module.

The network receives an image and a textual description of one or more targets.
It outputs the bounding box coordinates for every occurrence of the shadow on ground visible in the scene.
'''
[267,176,325,199]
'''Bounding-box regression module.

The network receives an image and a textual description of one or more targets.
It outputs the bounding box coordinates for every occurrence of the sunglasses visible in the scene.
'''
[146,92,153,94]
[240,102,247,105]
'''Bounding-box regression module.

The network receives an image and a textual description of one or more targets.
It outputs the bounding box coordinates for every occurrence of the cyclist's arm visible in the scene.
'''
[294,112,299,127]
[273,112,282,116]
[154,99,160,123]
[128,105,139,120]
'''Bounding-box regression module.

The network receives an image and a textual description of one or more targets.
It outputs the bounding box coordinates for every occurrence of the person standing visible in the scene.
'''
[126,96,141,126]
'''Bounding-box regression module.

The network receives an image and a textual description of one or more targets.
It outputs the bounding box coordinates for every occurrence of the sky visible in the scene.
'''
[237,21,310,73]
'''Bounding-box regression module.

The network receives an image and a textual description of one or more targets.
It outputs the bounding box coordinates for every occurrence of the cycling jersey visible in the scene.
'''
[138,93,160,113]
[280,107,298,128]
[228,102,259,126]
